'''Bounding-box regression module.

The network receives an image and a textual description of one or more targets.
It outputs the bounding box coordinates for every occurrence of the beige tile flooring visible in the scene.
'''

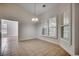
[17,39,70,56]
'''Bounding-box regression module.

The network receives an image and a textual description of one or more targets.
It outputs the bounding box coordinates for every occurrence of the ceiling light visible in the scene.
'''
[32,3,39,22]
[32,17,38,22]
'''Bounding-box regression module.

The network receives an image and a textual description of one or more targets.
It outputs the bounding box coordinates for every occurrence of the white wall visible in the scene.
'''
[7,20,18,37]
[19,23,38,40]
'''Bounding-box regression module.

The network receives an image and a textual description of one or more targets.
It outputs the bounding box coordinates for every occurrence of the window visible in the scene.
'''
[60,9,71,42]
[1,20,7,35]
[42,27,48,36]
[48,17,57,38]
[42,17,57,38]
[61,25,70,41]
[42,23,48,36]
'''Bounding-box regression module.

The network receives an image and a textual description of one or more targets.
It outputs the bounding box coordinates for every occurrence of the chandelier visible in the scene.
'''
[32,3,39,22]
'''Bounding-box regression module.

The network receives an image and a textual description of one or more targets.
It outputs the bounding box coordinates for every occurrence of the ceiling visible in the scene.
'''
[17,3,59,16]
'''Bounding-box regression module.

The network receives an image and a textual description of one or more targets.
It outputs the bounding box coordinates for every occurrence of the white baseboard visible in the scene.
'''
[19,37,36,41]
[37,36,59,45]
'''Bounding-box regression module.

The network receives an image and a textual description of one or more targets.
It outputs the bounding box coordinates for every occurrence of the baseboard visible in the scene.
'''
[37,36,59,45]
[19,39,31,41]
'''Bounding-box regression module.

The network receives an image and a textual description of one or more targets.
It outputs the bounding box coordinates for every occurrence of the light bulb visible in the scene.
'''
[35,18,38,21]
[32,18,35,21]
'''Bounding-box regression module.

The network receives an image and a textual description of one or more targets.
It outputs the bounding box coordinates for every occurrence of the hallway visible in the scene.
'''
[17,39,70,56]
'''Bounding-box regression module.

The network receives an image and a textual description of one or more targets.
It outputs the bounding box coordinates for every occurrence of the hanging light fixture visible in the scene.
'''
[32,3,39,22]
